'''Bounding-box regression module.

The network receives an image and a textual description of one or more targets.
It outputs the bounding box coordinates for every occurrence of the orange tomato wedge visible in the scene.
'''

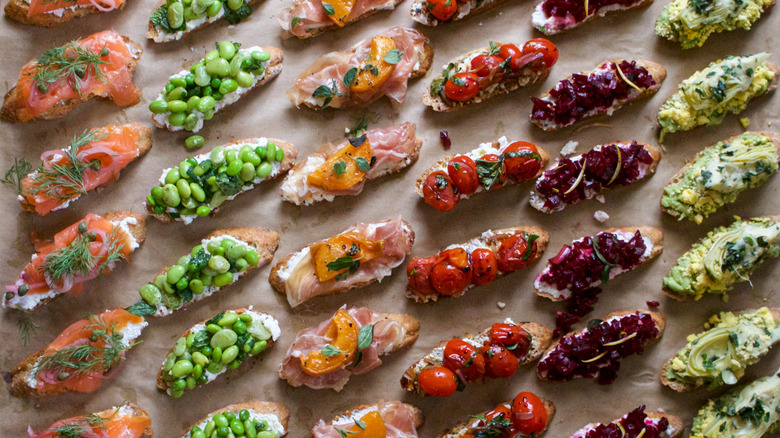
[322,0,355,27]
[311,231,384,282]
[300,309,359,376]
[350,36,398,94]
[348,411,387,438]
[307,137,372,191]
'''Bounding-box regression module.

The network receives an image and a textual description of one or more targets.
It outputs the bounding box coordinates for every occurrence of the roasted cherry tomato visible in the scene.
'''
[522,38,559,71]
[484,404,514,437]
[470,248,497,286]
[431,261,472,296]
[483,344,519,379]
[477,153,506,190]
[503,141,542,182]
[498,44,522,72]
[447,155,480,195]
[422,171,459,211]
[511,392,548,434]
[489,323,531,357]
[438,247,470,268]
[444,72,480,102]
[406,257,437,296]
[470,54,503,77]
[497,234,536,272]
[418,366,458,396]
[443,339,486,381]
[427,0,457,21]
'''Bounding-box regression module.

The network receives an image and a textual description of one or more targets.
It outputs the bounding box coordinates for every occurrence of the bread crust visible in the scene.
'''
[415,140,551,198]
[405,226,550,303]
[410,0,517,26]
[530,59,667,131]
[0,35,143,123]
[4,0,125,27]
[437,398,555,437]
[534,0,654,35]
[422,42,553,112]
[313,401,424,436]
[537,309,665,382]
[178,401,290,438]
[146,0,262,42]
[660,131,780,219]
[535,225,664,301]
[400,320,553,395]
[660,307,780,392]
[146,138,296,222]
[283,0,405,39]
[151,47,283,131]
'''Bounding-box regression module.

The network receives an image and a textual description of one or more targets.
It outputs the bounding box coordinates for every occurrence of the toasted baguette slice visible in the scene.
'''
[157,307,279,396]
[529,141,661,214]
[438,397,555,437]
[661,132,780,223]
[281,123,421,205]
[660,307,780,392]
[269,216,414,308]
[4,0,126,27]
[406,226,549,303]
[535,226,663,301]
[532,0,653,35]
[1,33,142,123]
[312,401,423,437]
[570,409,683,438]
[179,402,289,438]
[280,0,405,39]
[28,403,153,437]
[422,42,555,112]
[147,0,262,42]
[410,0,516,25]
[401,319,553,395]
[530,59,666,131]
[537,310,665,383]
[146,138,296,223]
[151,46,283,133]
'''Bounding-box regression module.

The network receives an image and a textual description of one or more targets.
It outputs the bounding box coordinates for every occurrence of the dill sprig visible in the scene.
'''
[28,41,111,95]
[17,310,38,346]
[49,412,109,438]
[1,157,32,195]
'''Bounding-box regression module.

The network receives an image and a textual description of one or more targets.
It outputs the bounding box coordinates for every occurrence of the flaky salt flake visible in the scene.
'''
[560,141,578,156]
[596,195,606,203]
[496,301,506,309]
[594,210,609,222]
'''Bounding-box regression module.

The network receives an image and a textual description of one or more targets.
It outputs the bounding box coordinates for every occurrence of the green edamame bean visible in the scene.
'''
[254,146,266,158]
[236,71,253,88]
[221,345,239,364]
[151,186,164,203]
[176,179,192,199]
[189,183,206,202]
[165,83,176,93]
[146,195,156,207]
[206,361,222,374]
[196,96,215,114]
[232,320,247,335]
[211,78,222,90]
[212,92,223,101]
[225,150,238,163]
[206,0,222,15]
[186,332,196,348]
[210,146,226,164]
[201,347,213,358]
[244,249,260,266]
[167,2,184,28]
[164,353,176,372]
[255,162,272,179]
[203,108,215,120]
[162,184,181,207]
[226,160,242,176]
[167,99,187,113]
[195,205,210,216]
[192,351,209,367]
[214,414,229,429]
[242,151,261,167]
[172,360,193,378]
[171,77,187,88]
[140,284,162,305]
[149,100,168,114]
[166,265,186,284]
[235,410,249,422]
[174,337,187,356]
[169,112,187,127]
[239,313,253,323]
[239,162,255,182]
[230,419,245,435]
[250,340,267,355]
[213,272,233,287]
[179,160,192,177]
[252,51,271,62]
[204,421,217,437]
[167,86,187,102]
[181,196,197,210]
[184,113,199,131]
[154,274,167,289]
[176,277,189,290]
[206,58,231,77]
[245,420,257,438]
[162,280,176,294]
[234,258,248,272]
[189,278,204,294]
[227,0,242,9]
[265,142,276,161]
[210,329,237,349]
[211,346,223,363]
[219,41,237,61]
[205,50,220,63]
[226,244,247,262]
[193,430,207,438]
[191,245,204,258]
[194,65,211,87]
[186,376,196,389]
[187,96,201,112]
[192,363,203,380]
[257,431,276,438]
[219,78,238,95]
[209,255,230,273]
[191,0,207,13]
[186,135,205,149]
[275,148,284,162]
[172,378,187,391]
[165,168,181,184]
[183,4,198,19]
[207,323,222,334]
[217,426,230,438]
[186,73,195,85]
[219,312,239,327]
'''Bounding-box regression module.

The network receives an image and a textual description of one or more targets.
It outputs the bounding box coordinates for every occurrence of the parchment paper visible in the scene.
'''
[0,1,779,436]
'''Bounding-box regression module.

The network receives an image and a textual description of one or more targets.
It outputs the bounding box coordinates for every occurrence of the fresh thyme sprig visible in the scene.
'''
[28,42,111,95]
[40,220,126,285]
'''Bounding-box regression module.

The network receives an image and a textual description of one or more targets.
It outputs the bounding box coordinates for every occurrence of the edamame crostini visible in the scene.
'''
[148,0,260,43]
[178,401,289,438]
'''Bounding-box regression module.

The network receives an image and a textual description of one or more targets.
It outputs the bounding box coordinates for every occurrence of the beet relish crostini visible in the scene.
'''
[437,392,554,437]
[406,227,548,302]
[532,0,653,35]
[569,406,683,438]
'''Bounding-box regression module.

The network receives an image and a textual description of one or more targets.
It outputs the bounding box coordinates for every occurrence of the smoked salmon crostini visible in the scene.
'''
[27,403,153,437]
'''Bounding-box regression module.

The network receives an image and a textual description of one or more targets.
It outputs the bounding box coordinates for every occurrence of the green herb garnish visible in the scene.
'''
[29,42,110,95]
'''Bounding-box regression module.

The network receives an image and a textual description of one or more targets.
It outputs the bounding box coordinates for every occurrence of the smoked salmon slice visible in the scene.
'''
[27,0,125,17]
[27,402,153,437]
[0,30,142,122]
[3,212,147,311]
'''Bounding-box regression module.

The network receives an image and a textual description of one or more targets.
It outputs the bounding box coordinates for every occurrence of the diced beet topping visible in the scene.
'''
[584,406,669,438]
[537,312,658,384]
[535,141,653,211]
[440,130,452,149]
[541,0,643,25]
[531,61,656,126]
[646,300,660,308]
[554,287,603,337]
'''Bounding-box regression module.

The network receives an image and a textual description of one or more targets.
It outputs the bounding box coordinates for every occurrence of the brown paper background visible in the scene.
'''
[0,0,779,435]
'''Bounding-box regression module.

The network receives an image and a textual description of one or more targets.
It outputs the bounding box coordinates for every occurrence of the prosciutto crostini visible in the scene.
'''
[279,0,404,39]
[311,401,423,437]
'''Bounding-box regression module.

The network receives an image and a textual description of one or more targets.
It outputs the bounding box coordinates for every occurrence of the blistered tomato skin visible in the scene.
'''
[523,38,559,71]
[447,155,480,195]
[444,72,480,101]
[470,55,503,77]
[498,44,522,71]
[470,248,498,286]
[483,344,519,379]
[427,0,457,21]
[423,171,460,211]
[503,141,542,182]
[431,261,472,296]
[418,366,458,396]
[497,234,534,272]
[443,339,486,381]
[511,392,548,434]
[489,323,531,357]
[406,257,437,296]
[478,154,507,190]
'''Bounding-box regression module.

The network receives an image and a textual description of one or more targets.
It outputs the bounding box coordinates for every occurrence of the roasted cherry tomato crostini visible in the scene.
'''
[437,391,553,437]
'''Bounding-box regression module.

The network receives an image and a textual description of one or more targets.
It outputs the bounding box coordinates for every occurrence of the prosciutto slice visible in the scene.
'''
[279,307,407,391]
[281,122,419,204]
[286,27,428,110]
[312,401,420,437]
[279,0,399,38]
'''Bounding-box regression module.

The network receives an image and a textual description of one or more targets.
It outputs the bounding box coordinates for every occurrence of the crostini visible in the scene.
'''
[657,53,778,140]
[417,137,549,211]
[269,216,414,308]
[279,0,404,39]
[146,138,296,223]
[530,59,666,130]
[690,368,780,437]
[158,308,279,398]
[3,211,146,311]
[424,39,558,112]
[529,141,661,213]
[287,27,433,110]
[537,310,665,384]
[1,30,142,123]
[569,406,683,438]
[311,401,423,437]
[279,306,419,391]
[656,0,773,49]
[661,307,780,391]
[3,123,152,216]
[147,0,258,42]
[10,308,147,398]
[149,42,283,133]
[401,319,552,396]
[661,132,779,224]
[532,0,653,35]
[280,123,421,205]
[127,228,279,317]
[27,403,153,437]
[178,402,289,438]
[663,216,780,300]
[5,0,127,26]
[439,392,554,437]
[410,0,515,25]
[406,226,549,303]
